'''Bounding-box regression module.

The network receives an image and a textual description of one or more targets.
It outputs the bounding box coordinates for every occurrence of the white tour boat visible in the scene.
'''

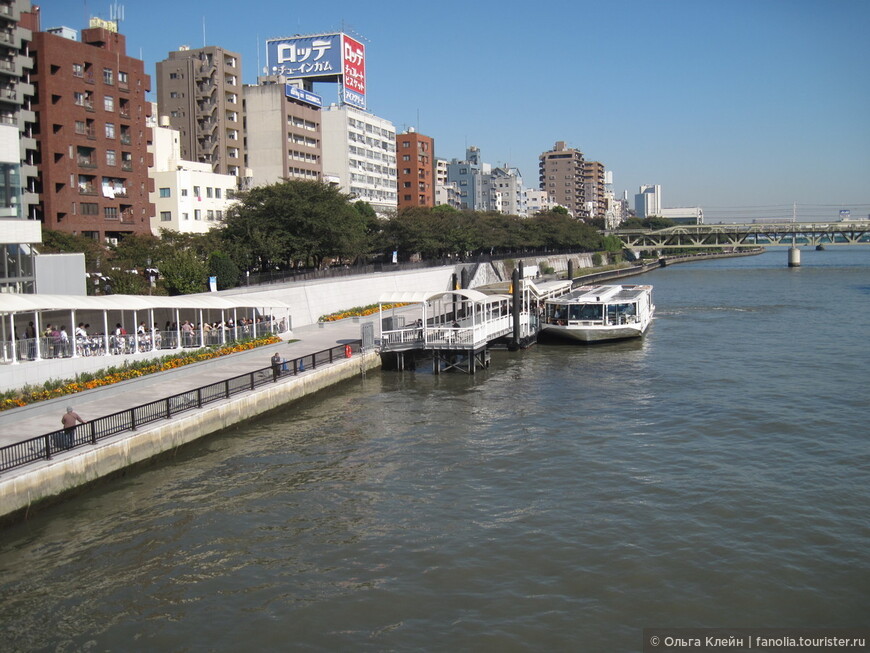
[542,284,655,343]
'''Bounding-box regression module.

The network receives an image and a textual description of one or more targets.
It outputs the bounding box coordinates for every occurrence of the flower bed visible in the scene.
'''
[0,334,281,411]
[319,302,409,322]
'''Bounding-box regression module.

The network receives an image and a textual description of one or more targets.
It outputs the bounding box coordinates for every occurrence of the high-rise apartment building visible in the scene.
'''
[321,104,396,215]
[396,129,434,210]
[0,0,40,291]
[156,46,244,180]
[539,141,586,218]
[583,160,606,220]
[31,18,154,241]
[243,77,322,187]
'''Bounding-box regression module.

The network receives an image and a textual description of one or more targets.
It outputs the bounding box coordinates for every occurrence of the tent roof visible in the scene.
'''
[379,289,510,305]
[0,293,292,315]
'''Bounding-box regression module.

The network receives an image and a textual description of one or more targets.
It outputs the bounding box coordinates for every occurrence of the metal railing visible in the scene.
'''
[0,340,362,475]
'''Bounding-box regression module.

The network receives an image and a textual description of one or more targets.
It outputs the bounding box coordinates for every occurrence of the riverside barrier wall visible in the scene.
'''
[0,350,382,522]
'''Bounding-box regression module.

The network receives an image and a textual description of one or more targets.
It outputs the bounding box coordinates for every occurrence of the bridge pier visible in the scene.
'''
[788,247,801,267]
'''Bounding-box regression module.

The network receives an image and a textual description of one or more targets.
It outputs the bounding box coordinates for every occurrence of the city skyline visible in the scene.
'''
[40,0,870,221]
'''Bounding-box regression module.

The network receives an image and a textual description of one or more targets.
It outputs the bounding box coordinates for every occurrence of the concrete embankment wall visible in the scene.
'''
[0,351,382,521]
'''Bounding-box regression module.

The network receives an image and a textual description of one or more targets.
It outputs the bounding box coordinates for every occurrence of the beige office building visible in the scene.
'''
[243,77,322,188]
[538,141,587,218]
[156,46,244,180]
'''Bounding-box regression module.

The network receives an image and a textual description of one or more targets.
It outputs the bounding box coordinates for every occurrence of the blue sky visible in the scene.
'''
[39,0,870,221]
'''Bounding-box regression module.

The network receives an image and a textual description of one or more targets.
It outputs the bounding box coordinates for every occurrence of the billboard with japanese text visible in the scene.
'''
[341,34,366,110]
[267,32,367,110]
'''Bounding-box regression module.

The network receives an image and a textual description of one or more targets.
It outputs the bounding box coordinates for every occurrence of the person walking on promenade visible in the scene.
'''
[271,352,282,382]
[60,406,85,450]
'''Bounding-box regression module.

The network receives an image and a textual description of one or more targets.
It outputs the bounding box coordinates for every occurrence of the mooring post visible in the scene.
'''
[512,267,521,349]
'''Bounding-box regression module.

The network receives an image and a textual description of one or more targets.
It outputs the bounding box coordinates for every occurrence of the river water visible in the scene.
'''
[1,248,868,652]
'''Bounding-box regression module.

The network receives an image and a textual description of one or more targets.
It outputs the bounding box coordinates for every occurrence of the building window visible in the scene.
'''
[118,71,128,86]
[81,202,98,215]
[181,188,188,196]
[72,63,83,77]
[105,150,116,166]
[193,186,200,198]
[103,68,114,85]
[105,123,115,138]
[206,187,213,198]
[182,212,189,220]
[159,187,171,198]
[169,91,179,98]
[160,211,172,222]
[169,72,179,79]
[214,188,221,199]
[216,210,223,220]
[104,206,118,220]
[207,210,214,220]
[194,209,201,220]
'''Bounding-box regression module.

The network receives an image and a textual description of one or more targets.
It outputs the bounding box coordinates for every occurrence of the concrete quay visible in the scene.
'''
[0,319,380,522]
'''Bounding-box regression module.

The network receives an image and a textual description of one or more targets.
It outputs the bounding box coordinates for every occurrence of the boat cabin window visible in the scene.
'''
[577,304,602,320]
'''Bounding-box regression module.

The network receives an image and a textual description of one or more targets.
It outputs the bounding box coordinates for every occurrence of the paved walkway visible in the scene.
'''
[0,320,367,447]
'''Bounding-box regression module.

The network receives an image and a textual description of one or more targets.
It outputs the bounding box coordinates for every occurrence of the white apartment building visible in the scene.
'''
[148,112,238,235]
[490,166,527,216]
[321,104,397,215]
[635,184,662,218]
[525,189,558,215]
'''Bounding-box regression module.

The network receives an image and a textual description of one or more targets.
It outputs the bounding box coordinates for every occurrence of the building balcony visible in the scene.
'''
[77,157,96,168]
[121,161,133,172]
[119,135,131,145]
[78,186,97,195]
[119,108,130,119]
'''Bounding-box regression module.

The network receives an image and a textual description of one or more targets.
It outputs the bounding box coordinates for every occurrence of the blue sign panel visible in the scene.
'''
[267,34,342,79]
[285,85,322,107]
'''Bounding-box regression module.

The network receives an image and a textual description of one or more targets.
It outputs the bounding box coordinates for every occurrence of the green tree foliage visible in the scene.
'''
[220,180,369,270]
[40,230,105,269]
[551,205,569,215]
[160,250,208,295]
[208,252,240,290]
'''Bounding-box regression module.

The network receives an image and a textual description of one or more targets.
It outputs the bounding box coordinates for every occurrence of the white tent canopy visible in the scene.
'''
[0,293,291,314]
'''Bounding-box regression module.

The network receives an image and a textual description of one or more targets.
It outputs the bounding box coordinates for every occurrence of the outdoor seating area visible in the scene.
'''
[0,293,291,365]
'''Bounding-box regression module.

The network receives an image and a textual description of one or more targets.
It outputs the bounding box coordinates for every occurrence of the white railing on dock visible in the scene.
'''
[381,314,516,352]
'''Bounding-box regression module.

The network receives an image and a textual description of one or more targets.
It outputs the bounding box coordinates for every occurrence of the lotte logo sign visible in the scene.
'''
[266,32,367,110]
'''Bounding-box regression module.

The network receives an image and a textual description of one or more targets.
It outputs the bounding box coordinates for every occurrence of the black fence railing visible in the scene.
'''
[242,248,595,288]
[0,341,362,475]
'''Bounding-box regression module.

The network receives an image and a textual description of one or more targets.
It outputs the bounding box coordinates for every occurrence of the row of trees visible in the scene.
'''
[42,180,658,295]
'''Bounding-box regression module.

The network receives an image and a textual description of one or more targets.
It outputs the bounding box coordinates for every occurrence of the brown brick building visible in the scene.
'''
[539,141,587,219]
[31,20,153,240]
[396,129,434,210]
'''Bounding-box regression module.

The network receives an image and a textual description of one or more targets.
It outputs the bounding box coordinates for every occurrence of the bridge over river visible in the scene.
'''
[610,221,870,251]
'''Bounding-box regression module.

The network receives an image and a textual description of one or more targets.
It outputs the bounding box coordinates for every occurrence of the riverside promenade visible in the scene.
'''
[0,319,379,521]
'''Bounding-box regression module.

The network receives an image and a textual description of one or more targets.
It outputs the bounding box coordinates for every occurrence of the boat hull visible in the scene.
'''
[541,322,649,343]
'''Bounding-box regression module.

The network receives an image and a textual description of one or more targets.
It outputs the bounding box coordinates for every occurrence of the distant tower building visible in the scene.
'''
[396,129,434,210]
[0,0,41,292]
[539,141,587,218]
[321,104,397,215]
[31,16,154,241]
[447,146,491,211]
[583,160,606,220]
[434,157,461,209]
[156,46,245,181]
[635,184,662,219]
[243,76,323,187]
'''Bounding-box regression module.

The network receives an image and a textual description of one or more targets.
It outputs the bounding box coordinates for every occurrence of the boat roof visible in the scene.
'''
[548,284,652,305]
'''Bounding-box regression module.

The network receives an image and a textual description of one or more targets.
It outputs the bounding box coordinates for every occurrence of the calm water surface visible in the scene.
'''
[1,248,869,652]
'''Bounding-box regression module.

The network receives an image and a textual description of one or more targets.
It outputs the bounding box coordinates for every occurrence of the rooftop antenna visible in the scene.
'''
[109,2,124,27]
[202,16,206,47]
